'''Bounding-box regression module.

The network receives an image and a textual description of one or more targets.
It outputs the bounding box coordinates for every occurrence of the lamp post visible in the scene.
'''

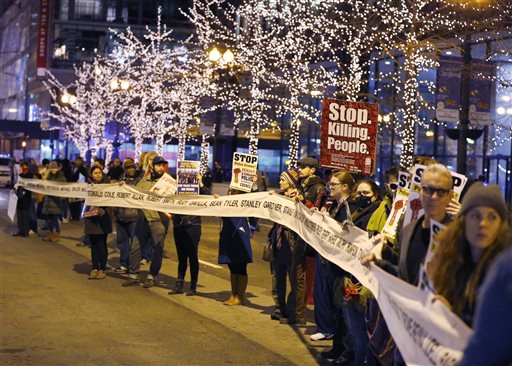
[457,33,472,175]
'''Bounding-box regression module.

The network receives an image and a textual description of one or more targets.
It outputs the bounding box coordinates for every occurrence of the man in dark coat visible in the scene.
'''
[12,161,36,236]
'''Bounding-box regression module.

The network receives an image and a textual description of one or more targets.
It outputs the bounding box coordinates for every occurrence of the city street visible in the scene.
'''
[0,189,329,365]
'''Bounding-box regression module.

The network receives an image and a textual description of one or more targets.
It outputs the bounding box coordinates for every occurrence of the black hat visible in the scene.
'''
[297,157,318,168]
[152,156,168,166]
[123,160,136,169]
[460,182,507,220]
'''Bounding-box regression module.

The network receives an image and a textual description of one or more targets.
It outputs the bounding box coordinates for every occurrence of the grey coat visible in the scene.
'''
[42,170,67,215]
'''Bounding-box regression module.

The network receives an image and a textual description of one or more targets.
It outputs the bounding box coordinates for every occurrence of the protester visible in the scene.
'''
[320,170,357,364]
[107,158,124,181]
[137,152,159,265]
[42,161,66,242]
[367,167,399,237]
[459,247,512,366]
[365,167,400,366]
[134,155,170,288]
[364,163,455,284]
[213,160,224,183]
[114,160,141,277]
[218,189,253,306]
[361,163,455,365]
[169,173,210,296]
[269,170,303,323]
[83,166,112,280]
[297,156,325,208]
[341,178,382,366]
[12,161,36,237]
[59,158,74,223]
[199,166,212,191]
[429,182,511,326]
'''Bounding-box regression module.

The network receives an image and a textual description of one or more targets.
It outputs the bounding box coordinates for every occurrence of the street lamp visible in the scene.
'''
[60,92,77,105]
[209,47,235,66]
[110,79,130,91]
[209,47,222,62]
[110,79,120,90]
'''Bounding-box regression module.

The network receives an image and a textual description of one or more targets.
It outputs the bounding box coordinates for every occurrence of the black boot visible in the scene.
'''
[169,280,184,295]
[186,282,197,296]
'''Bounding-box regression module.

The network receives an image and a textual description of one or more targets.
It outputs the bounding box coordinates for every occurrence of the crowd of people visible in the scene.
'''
[9,153,512,365]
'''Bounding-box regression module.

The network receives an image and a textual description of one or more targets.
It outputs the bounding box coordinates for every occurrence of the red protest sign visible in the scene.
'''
[320,99,379,175]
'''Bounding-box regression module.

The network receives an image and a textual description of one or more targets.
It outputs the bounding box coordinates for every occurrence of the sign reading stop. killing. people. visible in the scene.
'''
[320,99,379,175]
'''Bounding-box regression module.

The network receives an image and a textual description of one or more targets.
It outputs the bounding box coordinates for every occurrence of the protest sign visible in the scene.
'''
[149,173,177,196]
[398,171,411,189]
[320,99,379,175]
[230,152,258,193]
[177,160,200,195]
[418,220,446,293]
[381,187,410,241]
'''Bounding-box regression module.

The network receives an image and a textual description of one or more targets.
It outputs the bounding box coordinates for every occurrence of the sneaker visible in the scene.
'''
[122,276,140,287]
[114,266,128,273]
[143,275,156,288]
[88,269,99,280]
[140,259,149,265]
[186,288,197,296]
[310,332,334,341]
[62,218,70,223]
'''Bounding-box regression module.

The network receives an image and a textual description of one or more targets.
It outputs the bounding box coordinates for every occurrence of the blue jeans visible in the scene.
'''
[137,217,154,261]
[147,220,169,277]
[313,255,336,335]
[116,220,137,268]
[342,303,369,366]
[47,214,60,232]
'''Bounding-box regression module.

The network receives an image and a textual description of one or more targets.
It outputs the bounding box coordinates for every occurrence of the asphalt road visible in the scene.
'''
[0,189,330,365]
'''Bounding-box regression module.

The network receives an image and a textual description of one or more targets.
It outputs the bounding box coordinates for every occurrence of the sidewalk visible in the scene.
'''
[5,211,331,365]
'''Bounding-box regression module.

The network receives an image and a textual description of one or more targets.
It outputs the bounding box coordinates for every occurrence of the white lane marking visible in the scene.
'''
[199,259,223,269]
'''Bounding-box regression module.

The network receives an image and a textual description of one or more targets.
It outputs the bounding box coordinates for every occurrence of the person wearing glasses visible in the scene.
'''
[362,163,455,365]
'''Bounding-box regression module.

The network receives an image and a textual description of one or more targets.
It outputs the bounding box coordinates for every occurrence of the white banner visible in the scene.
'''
[14,180,473,365]
[373,266,471,366]
[17,178,88,199]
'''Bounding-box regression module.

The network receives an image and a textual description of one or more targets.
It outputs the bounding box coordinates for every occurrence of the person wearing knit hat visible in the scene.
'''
[429,181,511,326]
[459,182,507,220]
[268,169,305,324]
[280,169,300,191]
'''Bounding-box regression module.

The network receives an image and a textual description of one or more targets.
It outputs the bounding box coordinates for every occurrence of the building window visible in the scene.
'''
[75,0,104,21]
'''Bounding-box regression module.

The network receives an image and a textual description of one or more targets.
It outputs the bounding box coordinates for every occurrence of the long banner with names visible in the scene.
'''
[17,178,89,199]
[15,179,472,365]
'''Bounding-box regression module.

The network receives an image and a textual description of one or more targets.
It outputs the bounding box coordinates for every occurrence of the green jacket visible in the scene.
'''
[136,175,167,222]
[367,195,394,243]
